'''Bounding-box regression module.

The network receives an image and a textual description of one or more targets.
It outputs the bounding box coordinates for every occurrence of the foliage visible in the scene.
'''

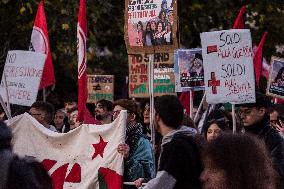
[0,0,284,105]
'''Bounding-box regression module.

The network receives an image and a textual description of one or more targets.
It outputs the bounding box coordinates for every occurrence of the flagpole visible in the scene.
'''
[3,73,11,117]
[0,95,11,119]
[232,103,236,133]
[43,88,46,102]
[148,54,155,150]
[189,89,193,119]
[194,92,205,123]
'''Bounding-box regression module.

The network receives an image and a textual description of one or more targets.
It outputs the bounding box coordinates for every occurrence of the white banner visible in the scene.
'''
[0,50,46,106]
[200,29,256,104]
[7,111,126,189]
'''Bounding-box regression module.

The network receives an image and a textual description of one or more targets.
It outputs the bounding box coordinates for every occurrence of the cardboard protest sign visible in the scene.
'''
[0,50,46,106]
[200,29,255,104]
[177,49,205,91]
[87,75,114,103]
[128,52,175,98]
[266,57,284,99]
[124,0,178,53]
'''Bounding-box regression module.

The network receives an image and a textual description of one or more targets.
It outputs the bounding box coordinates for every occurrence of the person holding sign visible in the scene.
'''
[238,92,284,188]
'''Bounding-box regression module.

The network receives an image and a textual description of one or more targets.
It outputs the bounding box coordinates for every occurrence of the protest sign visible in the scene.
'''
[124,0,178,53]
[200,29,255,104]
[266,57,284,99]
[176,49,205,91]
[8,111,126,189]
[0,50,46,106]
[129,52,175,98]
[87,75,114,103]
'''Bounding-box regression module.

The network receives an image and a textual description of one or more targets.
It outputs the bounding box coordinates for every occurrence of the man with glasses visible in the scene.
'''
[239,92,284,188]
[29,101,57,132]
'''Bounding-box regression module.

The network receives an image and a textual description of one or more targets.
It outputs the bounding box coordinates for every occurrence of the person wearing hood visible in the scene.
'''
[142,95,202,189]
[239,92,284,189]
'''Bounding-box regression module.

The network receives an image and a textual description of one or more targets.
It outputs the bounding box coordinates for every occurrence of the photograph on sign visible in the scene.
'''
[128,52,175,98]
[177,49,204,91]
[267,57,284,99]
[87,75,114,103]
[124,0,178,53]
[200,29,255,104]
[0,50,46,107]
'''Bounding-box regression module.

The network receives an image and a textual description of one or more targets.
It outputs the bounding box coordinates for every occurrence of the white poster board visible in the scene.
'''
[0,50,46,106]
[200,29,255,104]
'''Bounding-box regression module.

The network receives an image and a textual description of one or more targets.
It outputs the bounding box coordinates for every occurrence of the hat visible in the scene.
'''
[238,91,271,109]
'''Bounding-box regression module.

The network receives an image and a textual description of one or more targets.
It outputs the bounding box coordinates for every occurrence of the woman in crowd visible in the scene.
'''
[202,109,233,141]
[69,110,80,130]
[200,133,278,189]
[53,109,70,133]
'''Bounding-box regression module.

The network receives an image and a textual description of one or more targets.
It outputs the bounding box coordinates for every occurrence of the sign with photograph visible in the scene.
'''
[0,50,46,106]
[124,0,178,53]
[128,52,175,98]
[200,29,255,104]
[267,57,284,99]
[177,49,204,91]
[87,75,114,103]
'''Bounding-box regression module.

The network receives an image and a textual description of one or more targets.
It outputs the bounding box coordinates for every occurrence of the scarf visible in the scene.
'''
[126,121,143,157]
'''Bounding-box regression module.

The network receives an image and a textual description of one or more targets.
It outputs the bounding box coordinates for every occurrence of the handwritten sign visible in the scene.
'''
[128,52,175,98]
[0,50,46,106]
[176,49,204,91]
[200,29,255,104]
[266,57,284,99]
[87,75,114,103]
[124,0,178,53]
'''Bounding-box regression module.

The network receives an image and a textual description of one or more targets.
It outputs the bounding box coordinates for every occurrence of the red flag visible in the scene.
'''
[253,32,268,87]
[233,6,246,29]
[77,0,87,122]
[179,91,194,115]
[30,0,55,89]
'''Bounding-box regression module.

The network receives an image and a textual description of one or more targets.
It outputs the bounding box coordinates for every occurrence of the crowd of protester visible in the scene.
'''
[0,90,284,189]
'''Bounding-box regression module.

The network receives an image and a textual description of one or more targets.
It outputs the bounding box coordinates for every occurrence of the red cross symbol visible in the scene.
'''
[208,72,220,94]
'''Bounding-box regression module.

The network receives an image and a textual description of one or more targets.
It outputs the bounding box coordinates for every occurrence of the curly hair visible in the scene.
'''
[202,133,278,189]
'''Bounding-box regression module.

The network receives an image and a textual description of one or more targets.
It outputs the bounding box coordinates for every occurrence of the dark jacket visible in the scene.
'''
[245,116,284,189]
[143,127,202,189]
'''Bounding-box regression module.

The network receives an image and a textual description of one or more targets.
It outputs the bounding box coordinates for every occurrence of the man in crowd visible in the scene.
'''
[29,101,57,132]
[94,99,113,124]
[113,99,155,189]
[143,95,202,189]
[239,92,284,188]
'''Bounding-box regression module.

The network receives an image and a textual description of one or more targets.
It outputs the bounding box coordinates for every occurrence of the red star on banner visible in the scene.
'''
[92,135,108,160]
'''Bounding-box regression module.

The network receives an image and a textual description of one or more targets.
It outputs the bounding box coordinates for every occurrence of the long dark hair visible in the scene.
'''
[202,133,278,189]
[275,67,284,81]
